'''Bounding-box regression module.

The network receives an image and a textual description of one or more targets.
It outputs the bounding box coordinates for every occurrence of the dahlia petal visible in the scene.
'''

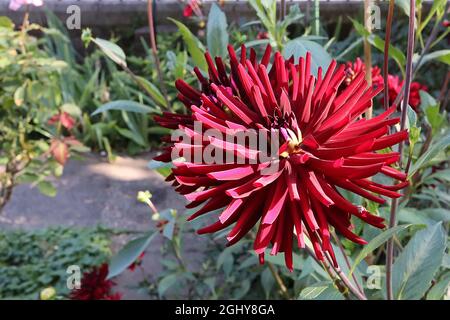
[381,165,408,181]
[372,130,408,151]
[261,182,288,225]
[207,165,255,181]
[353,179,403,198]
[297,182,320,231]
[289,202,305,248]
[226,196,264,245]
[330,178,387,204]
[254,222,277,254]
[188,196,231,221]
[208,136,259,160]
[301,169,334,206]
[212,84,259,125]
[258,65,278,110]
[219,198,244,223]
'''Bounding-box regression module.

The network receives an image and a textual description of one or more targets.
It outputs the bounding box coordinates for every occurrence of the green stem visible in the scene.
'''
[267,262,291,300]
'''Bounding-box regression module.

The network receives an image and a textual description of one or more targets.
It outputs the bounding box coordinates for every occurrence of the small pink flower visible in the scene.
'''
[9,0,43,11]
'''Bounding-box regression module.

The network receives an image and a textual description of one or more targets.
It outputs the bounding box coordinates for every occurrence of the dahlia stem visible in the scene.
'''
[330,261,367,300]
[305,247,366,300]
[363,0,373,119]
[383,0,395,110]
[332,232,364,295]
[147,0,171,111]
[267,262,291,299]
[304,247,345,297]
[438,71,450,113]
[386,0,416,301]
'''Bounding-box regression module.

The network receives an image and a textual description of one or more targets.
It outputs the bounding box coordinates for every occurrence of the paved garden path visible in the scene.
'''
[0,153,202,299]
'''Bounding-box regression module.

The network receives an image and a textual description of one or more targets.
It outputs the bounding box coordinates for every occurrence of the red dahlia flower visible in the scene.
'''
[385,75,427,111]
[70,264,122,300]
[344,57,383,89]
[154,45,408,270]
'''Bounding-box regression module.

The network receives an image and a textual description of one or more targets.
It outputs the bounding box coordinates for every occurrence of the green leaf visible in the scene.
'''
[14,84,25,106]
[261,267,275,299]
[395,0,410,16]
[135,76,167,108]
[399,207,450,225]
[299,282,344,300]
[115,127,146,147]
[279,5,303,31]
[416,50,450,69]
[207,3,228,58]
[406,104,417,129]
[419,0,447,33]
[61,103,82,118]
[349,224,414,276]
[425,105,445,133]
[349,18,405,70]
[168,18,207,72]
[419,90,438,109]
[427,273,450,300]
[148,159,174,178]
[0,16,14,29]
[283,39,332,76]
[158,273,179,297]
[409,132,450,176]
[92,38,127,67]
[392,222,446,300]
[107,232,157,279]
[92,100,156,116]
[37,181,57,197]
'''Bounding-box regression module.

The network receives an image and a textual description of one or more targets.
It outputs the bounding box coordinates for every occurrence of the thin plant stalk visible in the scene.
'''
[439,71,450,113]
[383,0,395,110]
[332,232,364,295]
[147,0,171,110]
[304,232,367,300]
[386,0,416,301]
[305,246,366,300]
[363,0,373,119]
[280,0,286,21]
[267,262,291,299]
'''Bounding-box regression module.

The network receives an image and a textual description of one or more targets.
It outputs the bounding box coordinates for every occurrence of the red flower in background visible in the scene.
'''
[385,75,427,111]
[183,0,200,17]
[257,31,269,40]
[344,57,383,89]
[70,264,122,300]
[183,4,193,17]
[155,45,408,270]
